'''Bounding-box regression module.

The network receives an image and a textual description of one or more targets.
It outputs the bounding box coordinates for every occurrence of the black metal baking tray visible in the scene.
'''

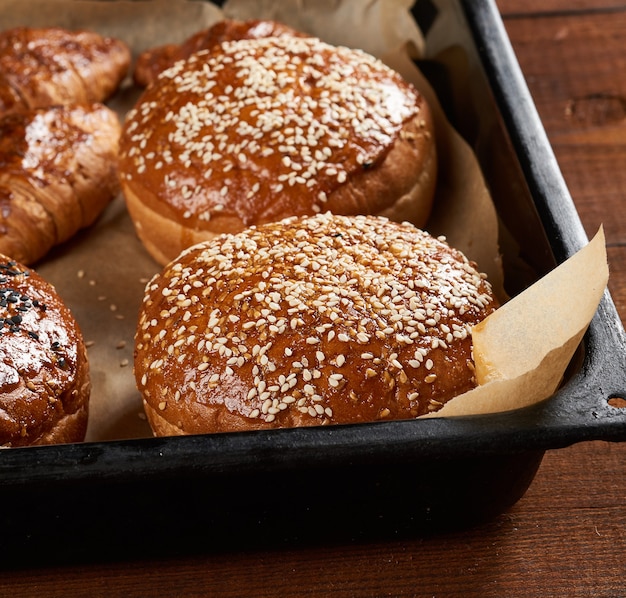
[1,0,626,566]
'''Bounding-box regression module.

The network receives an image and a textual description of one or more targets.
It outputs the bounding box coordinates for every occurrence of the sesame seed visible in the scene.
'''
[120,36,423,223]
[135,212,496,429]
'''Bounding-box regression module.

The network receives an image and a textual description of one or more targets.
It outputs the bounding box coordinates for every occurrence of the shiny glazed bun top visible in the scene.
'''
[0,256,90,446]
[133,19,308,87]
[135,214,498,437]
[119,34,437,265]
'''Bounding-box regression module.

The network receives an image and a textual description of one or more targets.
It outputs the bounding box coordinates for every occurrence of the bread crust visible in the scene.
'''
[133,19,307,87]
[0,26,130,114]
[135,214,498,436]
[120,35,437,265]
[0,103,122,265]
[0,256,90,447]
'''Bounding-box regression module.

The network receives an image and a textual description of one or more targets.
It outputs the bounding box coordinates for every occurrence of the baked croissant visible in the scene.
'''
[134,19,305,87]
[0,103,121,265]
[0,26,130,115]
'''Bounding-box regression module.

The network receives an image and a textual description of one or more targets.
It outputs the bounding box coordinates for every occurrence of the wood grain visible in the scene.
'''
[0,2,625,596]
[498,3,626,324]
[501,10,626,238]
[0,442,623,598]
[498,0,626,16]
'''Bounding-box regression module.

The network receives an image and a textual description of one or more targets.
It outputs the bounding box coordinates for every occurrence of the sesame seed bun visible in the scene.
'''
[0,255,90,447]
[119,34,437,266]
[135,213,497,436]
[133,19,308,88]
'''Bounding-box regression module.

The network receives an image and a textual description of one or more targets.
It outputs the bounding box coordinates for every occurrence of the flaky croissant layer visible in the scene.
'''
[0,26,130,115]
[0,103,122,265]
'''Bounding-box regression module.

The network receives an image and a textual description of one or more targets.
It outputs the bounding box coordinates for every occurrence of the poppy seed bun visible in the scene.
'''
[134,214,497,436]
[0,255,90,446]
[119,35,437,266]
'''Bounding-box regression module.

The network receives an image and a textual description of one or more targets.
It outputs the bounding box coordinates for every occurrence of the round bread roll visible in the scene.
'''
[135,214,498,436]
[0,255,90,446]
[133,18,307,87]
[119,35,437,266]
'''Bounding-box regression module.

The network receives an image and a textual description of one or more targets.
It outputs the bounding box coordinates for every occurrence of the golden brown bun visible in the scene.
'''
[0,26,130,115]
[0,255,90,446]
[135,214,498,436]
[0,103,122,265]
[119,35,437,266]
[133,19,307,87]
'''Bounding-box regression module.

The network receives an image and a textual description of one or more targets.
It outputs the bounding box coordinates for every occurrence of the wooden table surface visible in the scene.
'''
[2,1,626,596]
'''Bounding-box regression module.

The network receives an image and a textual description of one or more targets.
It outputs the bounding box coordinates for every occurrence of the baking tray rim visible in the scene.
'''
[0,0,625,486]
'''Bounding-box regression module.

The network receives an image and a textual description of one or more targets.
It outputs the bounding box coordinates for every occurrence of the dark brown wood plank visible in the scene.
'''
[500,12,626,238]
[550,140,626,264]
[0,444,623,598]
[1,3,625,598]
[607,246,626,323]
[499,12,626,141]
[499,5,626,327]
[497,1,626,15]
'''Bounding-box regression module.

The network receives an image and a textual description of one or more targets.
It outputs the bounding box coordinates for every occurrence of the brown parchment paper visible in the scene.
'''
[0,0,607,440]
[423,228,608,418]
